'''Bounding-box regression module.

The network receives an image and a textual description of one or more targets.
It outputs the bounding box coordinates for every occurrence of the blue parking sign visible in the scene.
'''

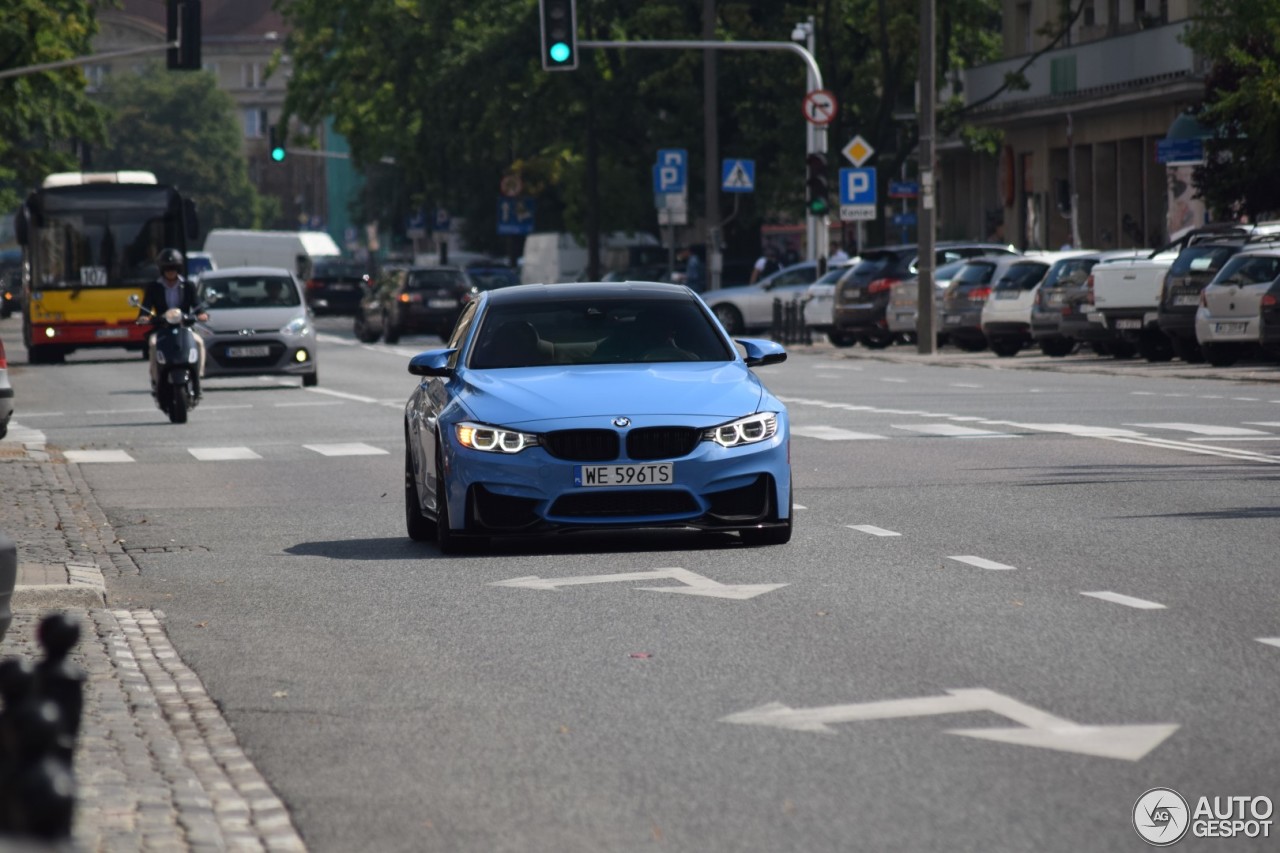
[839,168,877,205]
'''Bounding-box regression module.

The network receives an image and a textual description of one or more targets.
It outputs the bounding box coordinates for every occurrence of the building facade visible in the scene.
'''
[940,0,1206,251]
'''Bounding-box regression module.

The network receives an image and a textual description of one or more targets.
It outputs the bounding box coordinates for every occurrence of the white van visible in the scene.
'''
[520,231,661,285]
[203,230,341,279]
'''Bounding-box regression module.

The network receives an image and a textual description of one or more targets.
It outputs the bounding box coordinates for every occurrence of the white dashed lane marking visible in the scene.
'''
[948,556,1017,571]
[1256,638,1280,649]
[189,447,262,461]
[1125,422,1271,437]
[790,426,886,441]
[1080,591,1166,610]
[63,450,135,464]
[303,442,389,457]
[847,525,901,537]
[893,424,1018,438]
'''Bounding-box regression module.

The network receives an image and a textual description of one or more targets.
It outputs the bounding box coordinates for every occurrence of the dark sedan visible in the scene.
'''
[303,257,372,315]
[355,266,477,343]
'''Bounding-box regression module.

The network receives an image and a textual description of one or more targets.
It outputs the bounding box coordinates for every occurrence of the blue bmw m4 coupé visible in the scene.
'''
[403,282,792,552]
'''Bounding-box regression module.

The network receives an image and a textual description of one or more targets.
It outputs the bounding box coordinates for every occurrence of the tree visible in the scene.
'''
[0,0,107,212]
[1183,0,1280,220]
[94,64,278,241]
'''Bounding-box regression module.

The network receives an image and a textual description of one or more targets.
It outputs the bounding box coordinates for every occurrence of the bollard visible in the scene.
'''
[0,613,84,841]
[0,531,15,643]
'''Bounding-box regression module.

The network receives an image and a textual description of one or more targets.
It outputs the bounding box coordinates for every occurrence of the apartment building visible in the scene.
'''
[940,0,1206,250]
[89,0,330,234]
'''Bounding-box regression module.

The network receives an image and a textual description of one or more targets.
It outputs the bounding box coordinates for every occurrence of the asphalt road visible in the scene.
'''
[4,313,1279,852]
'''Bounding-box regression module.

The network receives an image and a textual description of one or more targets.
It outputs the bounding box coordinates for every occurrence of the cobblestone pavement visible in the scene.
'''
[1,445,307,852]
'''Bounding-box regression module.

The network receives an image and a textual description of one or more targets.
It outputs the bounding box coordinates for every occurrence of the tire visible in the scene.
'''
[354,313,379,343]
[739,486,793,547]
[712,303,744,335]
[989,339,1023,358]
[435,444,485,553]
[859,330,895,349]
[1089,341,1111,356]
[404,445,437,542]
[953,337,987,353]
[302,370,318,387]
[169,380,188,424]
[382,311,401,344]
[28,345,64,365]
[1109,340,1136,359]
[1202,342,1239,367]
[826,330,857,348]
[1139,329,1174,362]
[1170,336,1204,363]
[1039,337,1076,358]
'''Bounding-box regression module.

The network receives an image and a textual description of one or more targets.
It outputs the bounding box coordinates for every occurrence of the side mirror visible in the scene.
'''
[408,348,457,377]
[128,294,141,307]
[736,337,787,367]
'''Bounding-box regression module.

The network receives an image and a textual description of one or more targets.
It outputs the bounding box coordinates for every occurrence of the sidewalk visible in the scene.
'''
[0,439,307,852]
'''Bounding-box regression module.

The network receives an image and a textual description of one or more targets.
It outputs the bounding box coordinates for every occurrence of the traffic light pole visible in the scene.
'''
[578,38,827,266]
[0,42,178,81]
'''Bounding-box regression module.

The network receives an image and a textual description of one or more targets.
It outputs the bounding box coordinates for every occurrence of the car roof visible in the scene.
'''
[199,266,296,279]
[482,281,696,306]
[409,265,467,272]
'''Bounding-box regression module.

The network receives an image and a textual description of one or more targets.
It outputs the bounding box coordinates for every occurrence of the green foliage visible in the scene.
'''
[275,0,1003,252]
[93,65,278,241]
[1184,0,1280,219]
[0,0,107,212]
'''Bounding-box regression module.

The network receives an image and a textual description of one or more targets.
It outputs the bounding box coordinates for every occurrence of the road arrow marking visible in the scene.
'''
[490,567,786,600]
[721,688,1177,761]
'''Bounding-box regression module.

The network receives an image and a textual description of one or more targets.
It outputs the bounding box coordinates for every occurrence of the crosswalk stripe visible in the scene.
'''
[1124,422,1271,436]
[189,447,262,461]
[64,449,135,464]
[848,525,901,537]
[893,424,1018,438]
[948,556,1017,571]
[790,425,886,441]
[1080,591,1166,610]
[303,442,389,457]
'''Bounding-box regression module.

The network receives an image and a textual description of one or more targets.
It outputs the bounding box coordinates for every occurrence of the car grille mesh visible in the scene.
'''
[550,490,698,518]
[541,429,619,461]
[626,427,700,460]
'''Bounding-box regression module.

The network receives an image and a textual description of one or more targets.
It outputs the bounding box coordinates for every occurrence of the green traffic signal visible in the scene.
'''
[271,146,286,162]
[809,198,829,216]
[549,42,571,63]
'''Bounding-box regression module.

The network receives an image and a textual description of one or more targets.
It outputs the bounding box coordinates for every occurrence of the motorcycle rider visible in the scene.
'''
[136,248,207,399]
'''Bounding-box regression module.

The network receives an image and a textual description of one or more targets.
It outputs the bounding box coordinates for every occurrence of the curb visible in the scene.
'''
[13,559,108,609]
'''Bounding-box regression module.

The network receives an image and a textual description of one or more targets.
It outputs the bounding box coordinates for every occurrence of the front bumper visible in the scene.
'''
[441,417,792,535]
[203,334,316,377]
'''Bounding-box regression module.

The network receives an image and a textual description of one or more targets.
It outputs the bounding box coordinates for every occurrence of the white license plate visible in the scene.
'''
[95,328,128,339]
[427,298,456,308]
[1173,294,1200,306]
[995,290,1021,300]
[894,312,914,321]
[1079,304,1095,314]
[574,463,673,487]
[226,345,271,358]
[1047,293,1064,305]
[1114,319,1142,330]
[943,314,963,325]
[1214,321,1248,335]
[329,284,356,291]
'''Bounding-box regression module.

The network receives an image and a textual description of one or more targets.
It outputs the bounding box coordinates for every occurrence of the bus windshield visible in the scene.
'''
[29,185,183,289]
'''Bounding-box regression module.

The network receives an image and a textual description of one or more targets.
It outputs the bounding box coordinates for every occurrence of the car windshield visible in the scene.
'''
[312,259,368,279]
[815,264,852,285]
[1041,258,1098,289]
[469,297,734,368]
[1169,245,1238,276]
[994,262,1050,291]
[1212,255,1280,286]
[467,268,520,290]
[849,253,895,278]
[200,275,300,308]
[408,270,468,290]
[952,261,996,285]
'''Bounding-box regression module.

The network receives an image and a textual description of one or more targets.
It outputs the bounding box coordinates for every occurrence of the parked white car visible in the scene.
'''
[1194,247,1280,366]
[979,250,1091,357]
[803,260,857,342]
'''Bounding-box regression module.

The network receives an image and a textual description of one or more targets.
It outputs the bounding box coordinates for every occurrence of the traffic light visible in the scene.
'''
[806,152,829,216]
[539,0,578,71]
[269,125,286,162]
[166,0,202,71]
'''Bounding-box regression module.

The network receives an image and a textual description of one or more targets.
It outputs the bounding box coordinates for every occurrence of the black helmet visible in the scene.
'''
[156,248,184,271]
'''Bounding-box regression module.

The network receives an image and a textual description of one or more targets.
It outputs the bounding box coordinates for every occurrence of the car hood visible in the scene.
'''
[203,307,304,333]
[455,362,766,428]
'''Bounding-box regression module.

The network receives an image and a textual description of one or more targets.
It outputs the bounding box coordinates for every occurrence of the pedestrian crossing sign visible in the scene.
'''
[721,159,755,193]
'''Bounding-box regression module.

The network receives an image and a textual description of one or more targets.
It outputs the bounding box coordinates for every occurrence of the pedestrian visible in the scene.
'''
[829,241,850,265]
[683,250,705,292]
[749,245,781,284]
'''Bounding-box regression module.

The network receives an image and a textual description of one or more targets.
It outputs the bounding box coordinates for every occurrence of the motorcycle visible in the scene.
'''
[140,305,204,424]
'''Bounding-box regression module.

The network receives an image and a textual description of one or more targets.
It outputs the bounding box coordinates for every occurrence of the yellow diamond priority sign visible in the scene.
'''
[841,135,875,167]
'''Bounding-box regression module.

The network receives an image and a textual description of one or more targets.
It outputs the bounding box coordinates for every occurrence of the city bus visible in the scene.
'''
[14,171,198,363]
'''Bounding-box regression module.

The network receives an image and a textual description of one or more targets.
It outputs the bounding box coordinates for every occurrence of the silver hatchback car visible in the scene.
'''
[196,267,319,387]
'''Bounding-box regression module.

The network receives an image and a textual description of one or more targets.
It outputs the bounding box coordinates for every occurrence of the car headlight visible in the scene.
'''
[280,317,312,336]
[455,422,539,454]
[703,413,778,448]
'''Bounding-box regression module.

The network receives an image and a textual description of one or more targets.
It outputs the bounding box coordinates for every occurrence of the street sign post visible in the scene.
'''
[497,197,536,235]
